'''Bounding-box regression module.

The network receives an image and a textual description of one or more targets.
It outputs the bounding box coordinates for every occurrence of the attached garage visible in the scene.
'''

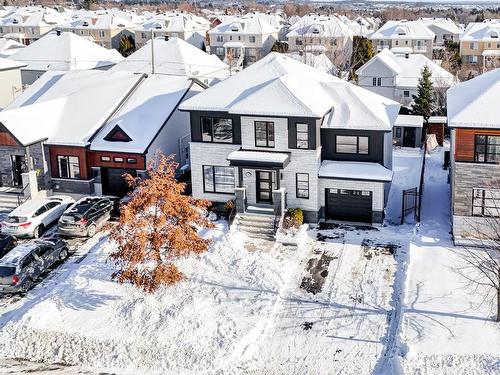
[325,189,373,223]
[101,168,137,197]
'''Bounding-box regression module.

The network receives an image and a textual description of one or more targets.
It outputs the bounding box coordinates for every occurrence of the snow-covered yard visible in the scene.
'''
[0,146,498,375]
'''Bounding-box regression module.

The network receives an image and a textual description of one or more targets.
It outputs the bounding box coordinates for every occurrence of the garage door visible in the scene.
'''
[326,189,372,223]
[101,168,137,197]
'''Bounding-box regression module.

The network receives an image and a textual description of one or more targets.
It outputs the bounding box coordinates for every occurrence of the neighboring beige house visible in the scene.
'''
[208,14,279,68]
[0,57,25,109]
[134,11,210,49]
[0,6,70,45]
[419,17,463,46]
[63,12,137,49]
[369,20,435,59]
[459,19,500,71]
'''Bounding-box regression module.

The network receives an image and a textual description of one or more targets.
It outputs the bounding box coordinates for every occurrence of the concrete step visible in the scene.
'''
[239,225,275,235]
[0,193,20,212]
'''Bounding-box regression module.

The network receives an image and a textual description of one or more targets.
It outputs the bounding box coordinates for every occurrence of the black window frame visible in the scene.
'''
[127,158,137,164]
[254,121,275,148]
[201,117,234,144]
[296,173,309,199]
[474,134,500,163]
[335,135,369,155]
[113,157,124,163]
[472,188,500,217]
[57,155,80,179]
[296,123,309,149]
[100,156,111,162]
[395,128,402,138]
[203,165,235,194]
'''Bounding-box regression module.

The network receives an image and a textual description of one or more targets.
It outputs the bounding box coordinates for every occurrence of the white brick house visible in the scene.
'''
[180,53,400,224]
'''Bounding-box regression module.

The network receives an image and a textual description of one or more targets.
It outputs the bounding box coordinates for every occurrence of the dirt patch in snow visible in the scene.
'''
[361,239,399,260]
[300,252,335,295]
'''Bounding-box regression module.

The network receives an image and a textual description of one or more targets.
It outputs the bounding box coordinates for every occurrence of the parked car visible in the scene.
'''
[1,196,75,239]
[0,234,16,259]
[0,237,69,294]
[58,196,113,237]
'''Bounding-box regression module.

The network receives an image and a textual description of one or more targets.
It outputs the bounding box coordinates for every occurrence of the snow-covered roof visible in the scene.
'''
[90,75,193,154]
[110,38,228,81]
[64,11,137,30]
[395,115,423,128]
[0,6,69,28]
[286,14,355,39]
[0,70,143,146]
[180,52,400,130]
[0,38,25,58]
[369,20,435,40]
[285,52,335,75]
[318,160,393,182]
[357,49,457,88]
[447,68,500,129]
[9,31,123,71]
[0,56,26,71]
[137,12,209,33]
[419,18,463,35]
[227,150,290,167]
[428,116,447,124]
[208,15,278,35]
[460,20,500,42]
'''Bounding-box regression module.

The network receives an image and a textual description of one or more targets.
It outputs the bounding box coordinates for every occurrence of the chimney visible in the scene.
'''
[56,29,61,36]
[164,35,169,41]
[405,52,409,59]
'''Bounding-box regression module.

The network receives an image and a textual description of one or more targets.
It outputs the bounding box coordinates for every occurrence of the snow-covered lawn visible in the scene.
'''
[0,146,498,375]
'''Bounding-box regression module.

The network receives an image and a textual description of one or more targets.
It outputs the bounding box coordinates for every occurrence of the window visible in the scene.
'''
[395,128,402,137]
[33,205,48,217]
[114,157,124,163]
[296,173,309,199]
[372,77,377,86]
[296,123,309,149]
[403,90,410,98]
[377,77,382,86]
[45,201,59,210]
[255,121,274,148]
[100,156,111,162]
[336,136,369,154]
[203,166,235,194]
[127,158,137,164]
[98,30,105,38]
[474,134,500,163]
[141,32,147,39]
[470,42,478,50]
[216,47,224,55]
[472,188,500,217]
[249,35,256,43]
[201,117,233,143]
[296,39,303,45]
[57,156,80,179]
[216,35,223,42]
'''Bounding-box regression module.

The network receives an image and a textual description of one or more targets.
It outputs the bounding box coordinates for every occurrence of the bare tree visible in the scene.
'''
[453,191,500,322]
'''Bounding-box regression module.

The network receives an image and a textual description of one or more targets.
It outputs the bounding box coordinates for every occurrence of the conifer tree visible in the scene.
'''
[109,153,213,292]
[411,66,435,125]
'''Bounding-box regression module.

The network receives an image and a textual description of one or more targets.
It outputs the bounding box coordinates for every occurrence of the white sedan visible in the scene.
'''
[1,196,75,238]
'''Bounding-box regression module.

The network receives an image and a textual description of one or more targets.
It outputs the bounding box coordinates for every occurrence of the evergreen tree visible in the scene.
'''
[411,66,435,124]
[349,36,376,81]
[118,35,135,57]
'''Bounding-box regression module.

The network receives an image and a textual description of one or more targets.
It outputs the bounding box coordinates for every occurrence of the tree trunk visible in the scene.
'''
[497,288,500,323]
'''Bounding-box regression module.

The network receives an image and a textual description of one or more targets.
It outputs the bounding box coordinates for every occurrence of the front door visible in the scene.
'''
[256,171,273,204]
[11,155,26,187]
[403,128,416,148]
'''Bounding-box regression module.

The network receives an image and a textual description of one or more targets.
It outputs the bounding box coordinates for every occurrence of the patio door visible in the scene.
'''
[256,171,273,204]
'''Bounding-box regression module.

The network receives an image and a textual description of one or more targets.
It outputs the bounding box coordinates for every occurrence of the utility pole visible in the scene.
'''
[151,30,155,75]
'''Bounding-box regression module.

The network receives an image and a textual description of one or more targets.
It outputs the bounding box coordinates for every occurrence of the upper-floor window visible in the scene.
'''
[403,90,410,98]
[336,135,369,155]
[249,35,256,43]
[216,35,223,42]
[255,121,274,148]
[141,32,147,39]
[472,188,500,217]
[202,117,233,143]
[57,155,80,179]
[98,30,105,38]
[474,134,500,163]
[470,42,478,50]
[296,123,309,149]
[295,39,303,45]
[372,77,381,86]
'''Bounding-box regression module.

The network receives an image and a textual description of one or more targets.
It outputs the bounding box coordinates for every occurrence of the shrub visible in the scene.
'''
[283,208,304,230]
[224,199,235,213]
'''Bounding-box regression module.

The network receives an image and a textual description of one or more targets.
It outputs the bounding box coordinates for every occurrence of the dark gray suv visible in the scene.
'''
[0,237,69,294]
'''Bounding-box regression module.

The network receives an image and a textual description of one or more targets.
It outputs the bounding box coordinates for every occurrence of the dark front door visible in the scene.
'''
[326,189,372,223]
[11,155,26,187]
[101,168,137,197]
[256,171,273,204]
[403,128,416,148]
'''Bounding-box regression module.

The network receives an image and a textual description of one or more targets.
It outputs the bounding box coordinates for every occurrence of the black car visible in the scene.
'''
[0,237,69,294]
[58,196,113,238]
[0,234,16,259]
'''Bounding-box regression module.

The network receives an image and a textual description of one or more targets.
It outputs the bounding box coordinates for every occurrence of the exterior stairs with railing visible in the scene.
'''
[232,206,277,241]
[0,188,21,213]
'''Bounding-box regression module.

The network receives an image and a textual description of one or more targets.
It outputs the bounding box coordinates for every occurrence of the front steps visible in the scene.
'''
[233,211,276,241]
[0,192,19,213]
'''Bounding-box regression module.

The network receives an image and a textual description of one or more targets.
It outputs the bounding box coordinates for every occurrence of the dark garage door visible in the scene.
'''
[101,168,137,197]
[326,189,372,223]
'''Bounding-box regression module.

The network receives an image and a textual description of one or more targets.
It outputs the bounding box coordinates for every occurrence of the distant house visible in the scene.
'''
[356,49,457,106]
[0,57,25,110]
[179,53,400,225]
[110,37,229,86]
[134,11,210,49]
[0,6,70,45]
[459,20,500,70]
[208,14,279,68]
[9,31,123,85]
[0,70,205,196]
[448,68,500,243]
[369,20,435,59]
[419,17,463,46]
